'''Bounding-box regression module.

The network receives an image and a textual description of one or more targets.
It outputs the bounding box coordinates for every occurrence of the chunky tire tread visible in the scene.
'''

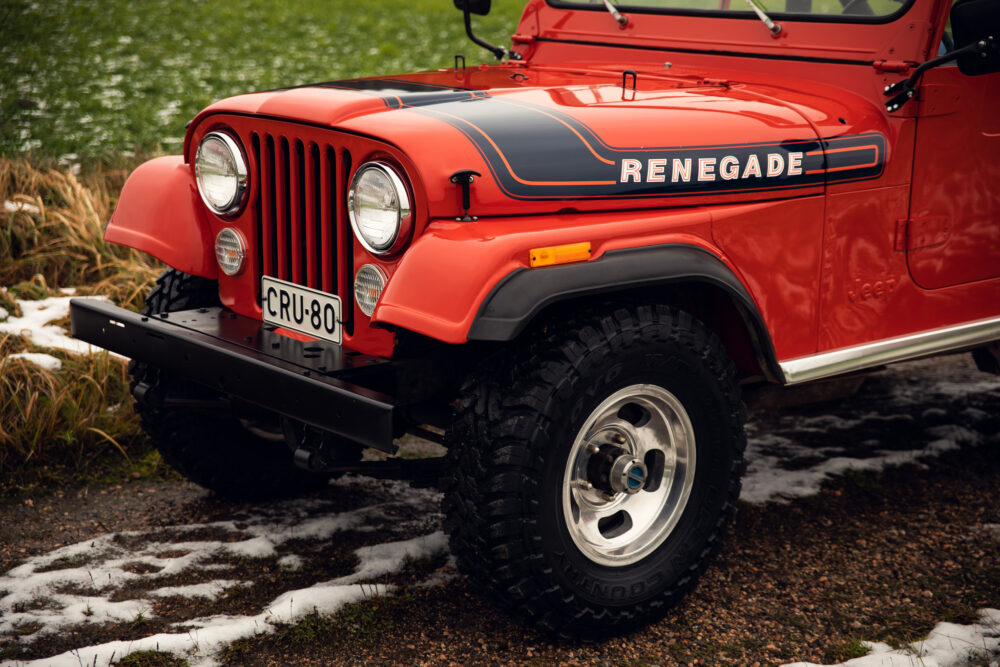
[130,269,331,501]
[442,303,747,637]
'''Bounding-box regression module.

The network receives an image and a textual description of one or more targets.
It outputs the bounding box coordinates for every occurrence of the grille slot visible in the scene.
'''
[252,132,338,294]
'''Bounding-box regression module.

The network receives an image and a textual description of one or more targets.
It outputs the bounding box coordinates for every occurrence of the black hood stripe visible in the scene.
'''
[324,78,887,200]
[313,78,487,108]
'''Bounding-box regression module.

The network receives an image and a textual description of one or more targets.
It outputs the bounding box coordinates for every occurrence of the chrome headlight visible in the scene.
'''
[195,131,248,215]
[348,162,412,255]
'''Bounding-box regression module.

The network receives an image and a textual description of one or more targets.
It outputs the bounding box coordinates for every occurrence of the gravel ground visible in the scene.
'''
[1,354,999,666]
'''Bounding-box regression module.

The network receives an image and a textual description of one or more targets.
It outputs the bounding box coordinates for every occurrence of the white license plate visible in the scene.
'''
[261,276,342,344]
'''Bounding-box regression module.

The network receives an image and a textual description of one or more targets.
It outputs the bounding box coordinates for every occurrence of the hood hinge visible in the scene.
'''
[873,60,914,73]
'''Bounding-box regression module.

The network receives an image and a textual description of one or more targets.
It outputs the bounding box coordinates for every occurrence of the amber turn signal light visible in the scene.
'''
[530,242,592,268]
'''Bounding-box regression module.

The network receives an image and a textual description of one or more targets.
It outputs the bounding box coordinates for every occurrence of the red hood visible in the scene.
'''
[188,65,891,216]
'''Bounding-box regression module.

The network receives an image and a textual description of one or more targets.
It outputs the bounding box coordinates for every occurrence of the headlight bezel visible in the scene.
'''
[195,130,249,217]
[347,161,413,256]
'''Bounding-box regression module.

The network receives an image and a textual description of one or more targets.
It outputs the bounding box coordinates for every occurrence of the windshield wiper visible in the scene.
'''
[744,0,782,36]
[601,0,628,28]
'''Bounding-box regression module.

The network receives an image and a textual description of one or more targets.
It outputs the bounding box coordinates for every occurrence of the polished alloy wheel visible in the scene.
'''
[562,383,697,567]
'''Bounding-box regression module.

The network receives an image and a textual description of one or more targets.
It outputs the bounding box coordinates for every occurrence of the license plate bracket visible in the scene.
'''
[261,276,342,344]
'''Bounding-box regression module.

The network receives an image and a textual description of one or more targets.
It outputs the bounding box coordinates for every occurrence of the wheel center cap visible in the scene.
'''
[609,455,648,495]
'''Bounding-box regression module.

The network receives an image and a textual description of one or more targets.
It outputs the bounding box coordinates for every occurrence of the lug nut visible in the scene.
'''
[577,480,594,490]
[586,443,600,455]
[612,433,626,444]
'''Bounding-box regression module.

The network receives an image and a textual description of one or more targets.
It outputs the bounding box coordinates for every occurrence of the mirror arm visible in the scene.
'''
[462,7,521,61]
[884,36,995,111]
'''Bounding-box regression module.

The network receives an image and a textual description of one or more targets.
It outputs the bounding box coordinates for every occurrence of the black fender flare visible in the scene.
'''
[467,244,782,382]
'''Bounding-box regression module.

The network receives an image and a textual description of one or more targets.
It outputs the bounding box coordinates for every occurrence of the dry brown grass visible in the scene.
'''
[0,157,165,492]
[0,334,146,492]
[0,335,138,450]
[0,157,161,310]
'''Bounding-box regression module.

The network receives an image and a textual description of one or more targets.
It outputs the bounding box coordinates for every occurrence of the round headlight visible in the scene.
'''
[354,264,387,317]
[215,228,246,276]
[348,162,412,255]
[195,131,248,215]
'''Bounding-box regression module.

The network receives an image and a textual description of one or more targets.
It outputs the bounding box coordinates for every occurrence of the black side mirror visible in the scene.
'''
[951,0,1000,76]
[884,0,997,111]
[454,0,491,16]
[454,0,518,61]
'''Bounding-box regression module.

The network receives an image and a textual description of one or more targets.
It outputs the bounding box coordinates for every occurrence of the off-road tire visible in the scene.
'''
[130,268,353,500]
[442,304,746,636]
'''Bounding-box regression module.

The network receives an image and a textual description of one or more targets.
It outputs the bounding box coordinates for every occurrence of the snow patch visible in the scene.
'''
[741,365,1000,505]
[334,532,447,585]
[924,424,982,448]
[6,352,62,371]
[276,555,303,571]
[977,524,1000,542]
[3,200,40,214]
[222,537,277,559]
[783,608,1000,667]
[5,532,446,667]
[266,583,392,623]
[148,581,249,599]
[1,479,447,666]
[0,295,123,358]
[741,447,937,505]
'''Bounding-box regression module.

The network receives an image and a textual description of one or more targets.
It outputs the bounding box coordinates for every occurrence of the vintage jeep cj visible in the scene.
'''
[72,0,999,636]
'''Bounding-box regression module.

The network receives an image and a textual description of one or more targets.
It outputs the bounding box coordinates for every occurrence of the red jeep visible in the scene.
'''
[72,0,999,636]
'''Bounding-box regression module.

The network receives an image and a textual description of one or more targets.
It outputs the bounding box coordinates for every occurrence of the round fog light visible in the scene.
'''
[354,264,387,317]
[215,228,246,276]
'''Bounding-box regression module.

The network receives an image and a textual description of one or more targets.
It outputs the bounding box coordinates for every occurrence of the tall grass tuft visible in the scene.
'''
[0,157,160,310]
[0,157,165,493]
[0,334,146,493]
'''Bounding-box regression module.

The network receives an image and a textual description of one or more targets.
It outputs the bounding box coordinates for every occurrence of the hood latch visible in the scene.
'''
[451,170,481,222]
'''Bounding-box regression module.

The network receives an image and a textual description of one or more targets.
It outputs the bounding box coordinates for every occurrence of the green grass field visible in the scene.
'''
[0,0,525,160]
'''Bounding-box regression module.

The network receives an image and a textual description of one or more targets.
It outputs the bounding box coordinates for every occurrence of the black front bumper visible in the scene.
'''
[70,299,397,452]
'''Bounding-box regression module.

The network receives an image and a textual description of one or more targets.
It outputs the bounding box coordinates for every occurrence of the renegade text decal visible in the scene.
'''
[325,80,887,201]
[620,150,806,185]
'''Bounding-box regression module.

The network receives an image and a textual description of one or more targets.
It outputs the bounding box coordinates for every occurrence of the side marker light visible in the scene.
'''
[530,242,592,268]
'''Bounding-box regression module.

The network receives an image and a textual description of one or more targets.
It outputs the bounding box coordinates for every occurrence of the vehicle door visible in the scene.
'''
[906,2,1000,289]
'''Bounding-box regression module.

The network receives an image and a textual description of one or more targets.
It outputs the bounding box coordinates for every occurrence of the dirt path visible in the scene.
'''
[2,355,999,666]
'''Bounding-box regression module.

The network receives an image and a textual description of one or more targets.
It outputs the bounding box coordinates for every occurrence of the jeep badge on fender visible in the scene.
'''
[70,0,1000,637]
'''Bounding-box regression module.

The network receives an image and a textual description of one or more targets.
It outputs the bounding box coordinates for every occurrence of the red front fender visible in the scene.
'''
[373,207,720,344]
[105,156,218,280]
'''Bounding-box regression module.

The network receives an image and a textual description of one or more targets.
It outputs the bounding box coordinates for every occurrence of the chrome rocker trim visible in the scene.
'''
[779,316,1000,385]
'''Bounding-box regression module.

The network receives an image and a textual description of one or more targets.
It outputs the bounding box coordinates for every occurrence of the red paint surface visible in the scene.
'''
[105,157,218,280]
[106,0,999,369]
[907,67,1000,289]
[271,327,317,343]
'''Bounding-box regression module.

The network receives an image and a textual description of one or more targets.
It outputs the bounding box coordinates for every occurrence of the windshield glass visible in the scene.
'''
[551,0,912,20]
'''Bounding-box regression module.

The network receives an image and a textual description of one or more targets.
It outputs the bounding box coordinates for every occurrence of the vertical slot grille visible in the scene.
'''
[340,148,354,337]
[252,132,338,296]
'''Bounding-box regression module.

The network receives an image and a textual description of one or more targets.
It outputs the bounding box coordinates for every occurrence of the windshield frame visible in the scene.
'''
[544,0,919,25]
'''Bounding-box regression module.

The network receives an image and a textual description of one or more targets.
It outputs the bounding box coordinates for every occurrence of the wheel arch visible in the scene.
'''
[467,244,782,383]
[104,156,218,280]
